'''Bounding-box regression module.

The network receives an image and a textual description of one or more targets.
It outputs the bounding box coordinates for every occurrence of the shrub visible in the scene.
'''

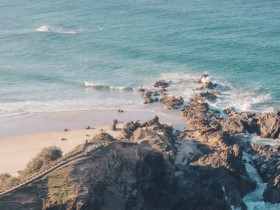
[0,173,11,182]
[19,146,62,179]
[0,176,19,191]
[91,132,116,143]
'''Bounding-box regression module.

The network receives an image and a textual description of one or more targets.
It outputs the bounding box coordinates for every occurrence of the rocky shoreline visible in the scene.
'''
[0,74,279,210]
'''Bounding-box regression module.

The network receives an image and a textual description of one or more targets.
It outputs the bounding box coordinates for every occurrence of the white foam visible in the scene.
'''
[36,25,77,34]
[159,72,200,99]
[157,72,273,113]
[201,75,211,84]
[84,81,133,91]
[0,96,144,118]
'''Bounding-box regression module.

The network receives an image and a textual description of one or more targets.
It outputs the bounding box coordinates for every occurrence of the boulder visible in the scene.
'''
[220,118,246,134]
[202,81,214,89]
[154,79,170,88]
[263,174,280,203]
[223,107,238,116]
[119,121,141,139]
[160,96,184,110]
[191,92,217,102]
[258,111,280,139]
[142,91,158,104]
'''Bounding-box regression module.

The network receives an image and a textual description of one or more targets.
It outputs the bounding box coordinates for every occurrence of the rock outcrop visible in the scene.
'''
[160,96,184,110]
[153,79,170,88]
[249,144,280,203]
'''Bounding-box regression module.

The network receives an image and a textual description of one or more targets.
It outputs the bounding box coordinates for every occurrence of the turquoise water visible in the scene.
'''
[0,0,279,116]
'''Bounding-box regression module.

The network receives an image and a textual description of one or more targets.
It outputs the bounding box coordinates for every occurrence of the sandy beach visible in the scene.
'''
[0,108,185,176]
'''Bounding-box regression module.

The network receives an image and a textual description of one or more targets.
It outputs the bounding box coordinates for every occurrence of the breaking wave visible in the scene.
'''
[84,81,135,91]
[36,25,78,34]
[159,72,273,112]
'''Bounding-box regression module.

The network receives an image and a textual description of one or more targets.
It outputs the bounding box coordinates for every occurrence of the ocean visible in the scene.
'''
[0,0,279,117]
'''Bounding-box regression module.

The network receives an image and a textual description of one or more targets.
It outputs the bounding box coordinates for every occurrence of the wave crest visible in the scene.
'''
[84,82,134,91]
[36,25,77,34]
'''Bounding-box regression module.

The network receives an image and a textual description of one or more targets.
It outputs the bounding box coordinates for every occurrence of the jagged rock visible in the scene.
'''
[248,144,280,204]
[159,88,167,95]
[141,91,158,104]
[191,92,217,102]
[223,107,238,116]
[119,121,141,139]
[264,174,280,203]
[202,81,214,89]
[258,111,280,139]
[210,89,221,95]
[160,96,184,110]
[154,79,170,88]
[220,118,246,134]
[197,73,209,83]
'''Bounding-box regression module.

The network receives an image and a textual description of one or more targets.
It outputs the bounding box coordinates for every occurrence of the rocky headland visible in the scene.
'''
[0,74,279,210]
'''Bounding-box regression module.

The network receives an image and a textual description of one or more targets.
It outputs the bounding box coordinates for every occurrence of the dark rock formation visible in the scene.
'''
[223,107,238,116]
[248,144,280,203]
[264,174,280,203]
[160,96,184,110]
[191,92,217,102]
[141,91,159,104]
[220,117,246,134]
[258,111,280,139]
[154,79,170,88]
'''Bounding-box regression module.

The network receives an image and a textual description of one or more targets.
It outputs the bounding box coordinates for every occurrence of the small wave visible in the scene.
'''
[84,82,134,91]
[36,25,77,34]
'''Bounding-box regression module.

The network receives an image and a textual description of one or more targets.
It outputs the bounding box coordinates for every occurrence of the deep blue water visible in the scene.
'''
[0,0,279,116]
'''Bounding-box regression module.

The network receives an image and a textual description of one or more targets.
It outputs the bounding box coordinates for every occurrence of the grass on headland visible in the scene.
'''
[46,165,76,205]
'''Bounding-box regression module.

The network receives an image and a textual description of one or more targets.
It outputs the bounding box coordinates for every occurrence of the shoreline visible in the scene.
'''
[0,107,185,176]
[0,106,185,138]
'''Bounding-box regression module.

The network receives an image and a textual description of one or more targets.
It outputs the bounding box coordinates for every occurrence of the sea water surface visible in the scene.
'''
[0,0,279,117]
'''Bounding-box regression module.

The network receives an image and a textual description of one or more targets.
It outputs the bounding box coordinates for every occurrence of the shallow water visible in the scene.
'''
[0,0,279,116]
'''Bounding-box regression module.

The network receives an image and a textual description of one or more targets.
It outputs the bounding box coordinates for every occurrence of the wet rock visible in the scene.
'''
[137,88,145,92]
[154,79,170,88]
[263,174,280,203]
[202,81,215,89]
[249,144,280,203]
[160,95,184,110]
[142,91,158,104]
[223,107,238,116]
[197,73,209,83]
[191,91,217,102]
[159,88,167,95]
[210,89,221,95]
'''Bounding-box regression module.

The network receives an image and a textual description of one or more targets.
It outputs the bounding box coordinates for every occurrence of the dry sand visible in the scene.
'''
[0,108,185,176]
[0,125,121,176]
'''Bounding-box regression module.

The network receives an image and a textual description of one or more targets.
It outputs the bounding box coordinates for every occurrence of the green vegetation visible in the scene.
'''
[65,144,84,158]
[0,173,20,191]
[19,146,63,179]
[47,165,75,205]
[0,173,11,182]
[0,146,63,192]
[91,132,116,142]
